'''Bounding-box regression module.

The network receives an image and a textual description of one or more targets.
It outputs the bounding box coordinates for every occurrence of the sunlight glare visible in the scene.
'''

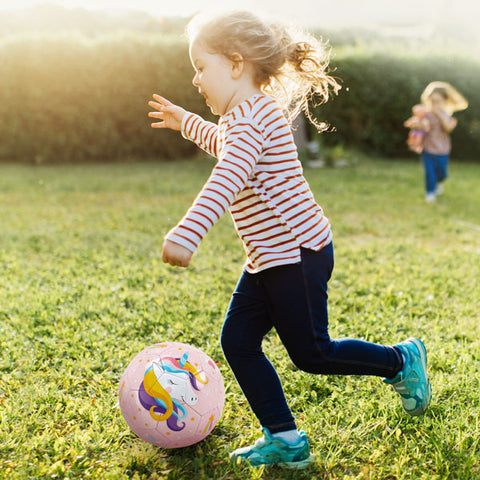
[0,0,479,35]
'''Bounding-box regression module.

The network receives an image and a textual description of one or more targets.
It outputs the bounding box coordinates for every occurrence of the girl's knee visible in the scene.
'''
[288,340,333,373]
[291,356,323,373]
[220,325,250,359]
[220,329,236,358]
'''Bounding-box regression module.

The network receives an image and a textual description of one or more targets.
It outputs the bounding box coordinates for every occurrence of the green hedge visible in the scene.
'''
[0,34,478,163]
[316,47,480,159]
[0,34,211,163]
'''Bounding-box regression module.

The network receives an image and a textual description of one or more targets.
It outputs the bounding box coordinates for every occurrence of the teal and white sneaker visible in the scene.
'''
[230,427,312,468]
[384,337,432,416]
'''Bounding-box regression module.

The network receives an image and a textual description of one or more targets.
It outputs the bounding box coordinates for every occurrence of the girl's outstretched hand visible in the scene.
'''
[148,94,187,131]
[162,239,193,267]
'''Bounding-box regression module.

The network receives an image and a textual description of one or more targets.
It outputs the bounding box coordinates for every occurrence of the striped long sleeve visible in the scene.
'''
[166,94,332,273]
[181,114,219,157]
[166,117,263,252]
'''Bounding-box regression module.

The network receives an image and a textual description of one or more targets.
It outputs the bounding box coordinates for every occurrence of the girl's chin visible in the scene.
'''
[209,105,220,115]
[205,98,222,115]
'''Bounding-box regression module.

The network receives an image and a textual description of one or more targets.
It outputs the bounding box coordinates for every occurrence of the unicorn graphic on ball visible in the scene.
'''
[138,351,208,432]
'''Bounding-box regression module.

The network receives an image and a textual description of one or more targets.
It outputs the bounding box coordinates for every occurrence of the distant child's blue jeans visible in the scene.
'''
[220,243,403,433]
[422,150,449,194]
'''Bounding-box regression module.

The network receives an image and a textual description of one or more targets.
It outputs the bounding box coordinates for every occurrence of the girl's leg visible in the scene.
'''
[435,154,449,184]
[221,271,297,433]
[223,243,429,438]
[260,243,403,379]
[422,151,437,195]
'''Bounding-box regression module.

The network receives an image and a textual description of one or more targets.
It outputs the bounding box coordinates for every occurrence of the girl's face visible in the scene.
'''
[189,39,258,116]
[189,40,237,115]
[429,91,446,110]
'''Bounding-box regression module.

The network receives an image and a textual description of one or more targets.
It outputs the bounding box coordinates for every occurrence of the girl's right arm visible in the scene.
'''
[148,94,187,131]
[148,94,219,158]
[404,116,425,130]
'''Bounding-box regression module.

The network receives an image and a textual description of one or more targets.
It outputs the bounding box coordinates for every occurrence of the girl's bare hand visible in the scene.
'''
[404,117,417,128]
[162,239,193,267]
[148,94,187,131]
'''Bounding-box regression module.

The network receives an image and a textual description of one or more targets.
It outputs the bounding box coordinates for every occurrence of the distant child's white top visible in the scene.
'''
[166,94,332,273]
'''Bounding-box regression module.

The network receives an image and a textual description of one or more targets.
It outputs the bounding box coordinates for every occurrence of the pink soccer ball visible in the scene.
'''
[119,342,225,448]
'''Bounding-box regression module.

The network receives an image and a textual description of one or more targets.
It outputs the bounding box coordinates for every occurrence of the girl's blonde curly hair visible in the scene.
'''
[187,10,340,131]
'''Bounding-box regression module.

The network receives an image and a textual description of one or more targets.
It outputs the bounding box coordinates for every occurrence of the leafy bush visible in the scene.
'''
[0,33,478,163]
[0,33,211,163]
[315,47,480,160]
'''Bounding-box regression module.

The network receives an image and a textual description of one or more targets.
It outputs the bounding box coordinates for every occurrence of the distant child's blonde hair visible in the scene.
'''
[187,10,340,130]
[420,81,468,115]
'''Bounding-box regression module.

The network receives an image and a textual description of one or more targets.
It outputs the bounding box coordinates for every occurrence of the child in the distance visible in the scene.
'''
[406,81,468,202]
[404,104,430,153]
[149,10,431,469]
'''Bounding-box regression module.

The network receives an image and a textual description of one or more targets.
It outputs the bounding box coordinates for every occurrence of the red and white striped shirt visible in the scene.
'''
[166,94,332,273]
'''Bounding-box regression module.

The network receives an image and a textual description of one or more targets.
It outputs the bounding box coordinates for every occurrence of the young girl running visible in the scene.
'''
[407,81,468,202]
[148,10,431,469]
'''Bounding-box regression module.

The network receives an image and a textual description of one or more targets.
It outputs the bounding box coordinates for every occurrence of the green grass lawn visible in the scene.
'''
[0,158,479,480]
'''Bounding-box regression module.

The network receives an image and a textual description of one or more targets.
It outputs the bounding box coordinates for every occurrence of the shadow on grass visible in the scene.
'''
[122,424,329,480]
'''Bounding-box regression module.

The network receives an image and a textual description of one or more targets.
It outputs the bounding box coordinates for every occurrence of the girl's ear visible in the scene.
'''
[229,53,244,79]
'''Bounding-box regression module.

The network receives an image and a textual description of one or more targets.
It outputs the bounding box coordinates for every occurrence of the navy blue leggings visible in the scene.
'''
[422,150,449,194]
[221,243,403,433]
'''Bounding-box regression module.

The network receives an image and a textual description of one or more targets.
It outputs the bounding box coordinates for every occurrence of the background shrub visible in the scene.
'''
[0,33,212,163]
[0,33,478,163]
[316,46,480,160]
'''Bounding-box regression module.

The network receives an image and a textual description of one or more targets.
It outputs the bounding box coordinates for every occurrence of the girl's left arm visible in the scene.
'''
[164,118,264,259]
[434,108,457,133]
[162,238,192,267]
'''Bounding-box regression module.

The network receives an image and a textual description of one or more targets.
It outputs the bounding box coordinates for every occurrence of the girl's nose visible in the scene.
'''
[192,74,199,87]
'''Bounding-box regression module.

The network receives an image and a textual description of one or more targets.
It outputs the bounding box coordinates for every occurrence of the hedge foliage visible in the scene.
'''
[0,33,212,163]
[317,45,480,159]
[0,33,478,163]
